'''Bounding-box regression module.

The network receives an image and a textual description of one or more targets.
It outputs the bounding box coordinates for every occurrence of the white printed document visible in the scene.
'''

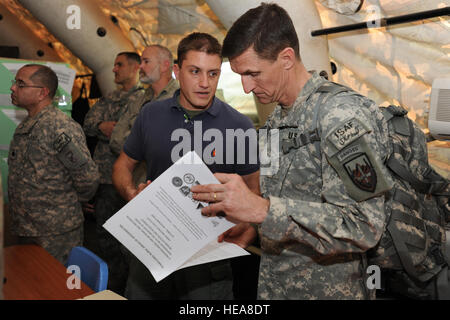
[104,151,249,282]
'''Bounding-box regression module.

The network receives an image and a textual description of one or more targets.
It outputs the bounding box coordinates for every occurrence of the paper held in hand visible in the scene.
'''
[103,151,249,282]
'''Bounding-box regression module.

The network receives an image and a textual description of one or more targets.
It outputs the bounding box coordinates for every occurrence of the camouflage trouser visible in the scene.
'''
[94,184,128,294]
[17,226,83,265]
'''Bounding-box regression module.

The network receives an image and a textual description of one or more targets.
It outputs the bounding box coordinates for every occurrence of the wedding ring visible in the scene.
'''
[213,192,217,201]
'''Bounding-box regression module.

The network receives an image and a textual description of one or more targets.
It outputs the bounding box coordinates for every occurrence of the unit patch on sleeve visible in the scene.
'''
[54,132,87,169]
[53,132,71,153]
[343,153,377,192]
[324,117,392,201]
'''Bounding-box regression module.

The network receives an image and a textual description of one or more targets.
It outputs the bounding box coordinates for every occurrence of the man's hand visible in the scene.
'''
[218,223,257,248]
[98,121,117,138]
[191,173,270,224]
[81,202,95,214]
[113,151,143,202]
[126,180,151,201]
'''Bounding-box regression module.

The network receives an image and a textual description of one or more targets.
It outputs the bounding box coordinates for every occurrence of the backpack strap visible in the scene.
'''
[386,212,438,283]
[435,265,450,299]
[382,105,410,135]
[387,154,449,195]
[391,188,443,242]
[308,83,350,156]
[310,83,351,138]
[280,82,349,155]
[383,106,450,195]
[392,188,419,211]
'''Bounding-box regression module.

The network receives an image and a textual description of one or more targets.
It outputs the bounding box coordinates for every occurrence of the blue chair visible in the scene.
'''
[66,246,108,292]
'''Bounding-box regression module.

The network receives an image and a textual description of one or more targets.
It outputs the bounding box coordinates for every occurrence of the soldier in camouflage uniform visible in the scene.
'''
[110,45,179,186]
[83,52,143,294]
[8,64,99,265]
[192,3,393,299]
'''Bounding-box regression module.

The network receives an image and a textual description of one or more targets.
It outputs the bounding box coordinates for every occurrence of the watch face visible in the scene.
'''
[183,173,195,184]
[172,176,183,187]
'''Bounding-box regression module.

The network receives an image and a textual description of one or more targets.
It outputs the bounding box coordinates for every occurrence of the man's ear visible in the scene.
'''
[173,63,180,79]
[160,59,170,73]
[39,87,51,102]
[278,47,296,70]
[133,62,140,74]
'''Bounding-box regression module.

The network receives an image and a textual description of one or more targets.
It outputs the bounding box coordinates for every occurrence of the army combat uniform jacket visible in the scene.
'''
[258,72,393,299]
[83,85,144,184]
[109,78,179,156]
[109,79,179,185]
[8,105,99,237]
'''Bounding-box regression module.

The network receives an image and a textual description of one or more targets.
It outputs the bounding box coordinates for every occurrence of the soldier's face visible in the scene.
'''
[173,50,221,111]
[230,47,285,105]
[10,66,44,109]
[140,47,161,84]
[112,54,138,85]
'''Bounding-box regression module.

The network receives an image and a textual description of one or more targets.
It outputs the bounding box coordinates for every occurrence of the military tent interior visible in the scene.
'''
[0,0,449,301]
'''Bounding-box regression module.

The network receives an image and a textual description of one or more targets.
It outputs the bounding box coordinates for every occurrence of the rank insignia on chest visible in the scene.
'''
[344,153,377,192]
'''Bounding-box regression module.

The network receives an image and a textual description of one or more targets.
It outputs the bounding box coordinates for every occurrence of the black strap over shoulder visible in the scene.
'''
[281,82,350,155]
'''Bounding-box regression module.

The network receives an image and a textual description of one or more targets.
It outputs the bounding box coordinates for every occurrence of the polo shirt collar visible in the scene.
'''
[16,104,53,134]
[170,89,221,117]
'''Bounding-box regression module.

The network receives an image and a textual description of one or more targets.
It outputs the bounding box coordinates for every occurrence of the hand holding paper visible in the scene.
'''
[103,151,249,282]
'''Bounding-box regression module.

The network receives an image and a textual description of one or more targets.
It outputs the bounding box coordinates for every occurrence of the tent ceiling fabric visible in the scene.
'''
[95,0,226,53]
[3,0,226,75]
[318,0,364,15]
[3,0,92,75]
[317,0,450,130]
[0,2,63,62]
[2,0,449,131]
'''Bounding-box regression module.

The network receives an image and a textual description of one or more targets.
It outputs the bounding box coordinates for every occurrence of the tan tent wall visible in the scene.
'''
[0,3,62,62]
[18,0,137,95]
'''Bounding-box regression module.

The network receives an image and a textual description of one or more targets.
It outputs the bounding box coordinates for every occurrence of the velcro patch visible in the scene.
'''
[54,133,71,153]
[344,153,377,192]
[327,118,368,150]
[54,132,87,169]
[337,144,362,162]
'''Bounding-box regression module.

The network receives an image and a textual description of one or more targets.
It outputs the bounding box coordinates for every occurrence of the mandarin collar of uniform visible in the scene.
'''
[157,78,178,100]
[16,104,54,134]
[291,71,327,111]
[267,71,327,126]
[170,89,220,117]
[108,83,143,100]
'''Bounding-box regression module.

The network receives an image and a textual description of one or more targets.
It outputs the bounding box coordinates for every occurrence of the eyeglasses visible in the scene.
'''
[11,79,44,89]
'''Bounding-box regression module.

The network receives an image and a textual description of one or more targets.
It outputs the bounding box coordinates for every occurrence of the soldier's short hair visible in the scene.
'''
[117,51,141,64]
[147,44,174,69]
[25,64,59,99]
[222,3,300,62]
[177,32,222,68]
